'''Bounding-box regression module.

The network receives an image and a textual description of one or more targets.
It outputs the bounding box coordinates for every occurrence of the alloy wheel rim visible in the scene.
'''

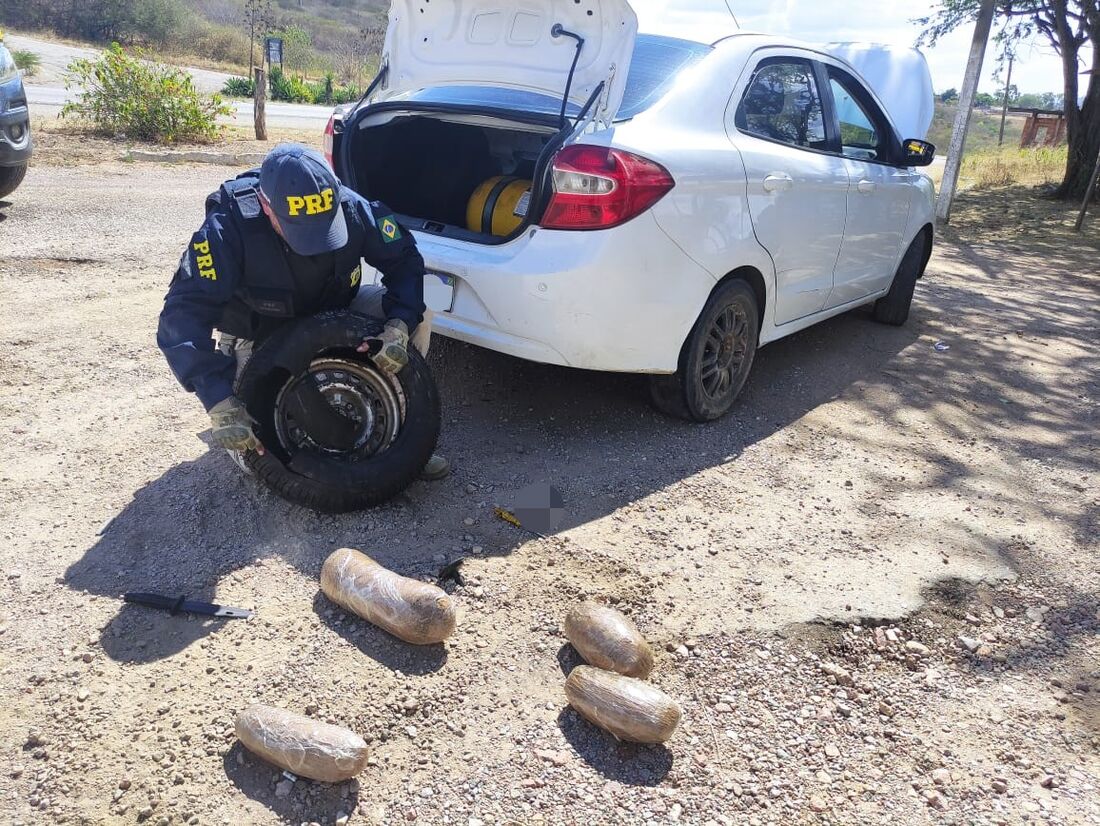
[700,304,749,401]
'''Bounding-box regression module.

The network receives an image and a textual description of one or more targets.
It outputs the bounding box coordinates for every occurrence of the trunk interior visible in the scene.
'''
[347,114,560,243]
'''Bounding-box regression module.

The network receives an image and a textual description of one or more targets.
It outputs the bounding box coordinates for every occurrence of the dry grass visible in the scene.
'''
[959,146,1067,191]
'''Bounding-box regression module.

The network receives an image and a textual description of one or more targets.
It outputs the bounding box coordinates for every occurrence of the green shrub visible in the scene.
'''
[222,75,254,97]
[301,73,362,106]
[268,65,312,103]
[61,44,233,143]
[331,84,362,105]
[11,49,41,77]
[312,71,335,106]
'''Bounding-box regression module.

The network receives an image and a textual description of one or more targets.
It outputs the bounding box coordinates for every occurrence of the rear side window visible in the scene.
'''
[735,60,828,150]
[617,34,712,121]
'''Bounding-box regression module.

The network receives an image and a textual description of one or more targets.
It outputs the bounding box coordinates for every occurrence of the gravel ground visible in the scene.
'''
[0,143,1097,826]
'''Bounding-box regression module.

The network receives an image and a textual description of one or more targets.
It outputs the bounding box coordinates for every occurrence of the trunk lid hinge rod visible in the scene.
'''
[551,23,585,129]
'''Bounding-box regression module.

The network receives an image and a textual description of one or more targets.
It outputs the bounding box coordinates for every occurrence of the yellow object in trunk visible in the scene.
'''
[467,176,532,237]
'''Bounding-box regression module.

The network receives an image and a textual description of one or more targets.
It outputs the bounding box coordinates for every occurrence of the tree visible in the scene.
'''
[332,25,384,87]
[918,0,1100,200]
[1,0,184,46]
[1039,91,1064,109]
[996,82,1020,104]
[975,91,998,106]
[277,24,314,78]
[940,87,961,102]
[243,0,274,79]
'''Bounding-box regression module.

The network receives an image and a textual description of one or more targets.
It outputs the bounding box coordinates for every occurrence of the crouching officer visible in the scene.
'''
[157,143,449,480]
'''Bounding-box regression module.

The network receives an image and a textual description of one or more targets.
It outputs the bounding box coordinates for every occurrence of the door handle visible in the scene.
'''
[762,173,794,193]
[857,179,876,195]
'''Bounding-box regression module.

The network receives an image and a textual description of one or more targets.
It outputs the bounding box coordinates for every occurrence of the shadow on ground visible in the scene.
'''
[556,707,673,785]
[311,591,449,676]
[222,742,359,823]
[64,221,1099,664]
[65,301,923,662]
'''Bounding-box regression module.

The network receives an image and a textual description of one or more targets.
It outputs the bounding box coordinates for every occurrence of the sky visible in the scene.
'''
[630,0,1089,95]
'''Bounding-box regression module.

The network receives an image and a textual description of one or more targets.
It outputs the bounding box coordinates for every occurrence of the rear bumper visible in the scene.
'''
[378,212,718,373]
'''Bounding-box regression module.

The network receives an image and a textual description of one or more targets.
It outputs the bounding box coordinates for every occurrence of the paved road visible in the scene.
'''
[5,32,234,92]
[24,84,333,130]
[11,33,333,130]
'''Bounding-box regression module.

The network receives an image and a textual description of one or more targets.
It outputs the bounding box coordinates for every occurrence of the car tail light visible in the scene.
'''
[323,115,336,168]
[540,145,675,231]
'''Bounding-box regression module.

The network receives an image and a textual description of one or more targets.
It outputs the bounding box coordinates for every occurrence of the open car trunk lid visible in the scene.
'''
[378,0,639,128]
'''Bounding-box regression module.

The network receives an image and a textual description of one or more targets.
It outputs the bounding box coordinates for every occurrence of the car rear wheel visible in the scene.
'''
[0,163,27,199]
[649,279,759,422]
[872,229,931,326]
[235,311,441,513]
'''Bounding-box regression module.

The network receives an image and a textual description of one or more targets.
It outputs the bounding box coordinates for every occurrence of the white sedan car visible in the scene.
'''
[327,0,936,421]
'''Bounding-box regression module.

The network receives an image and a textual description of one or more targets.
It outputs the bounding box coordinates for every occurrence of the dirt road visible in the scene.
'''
[0,147,1097,825]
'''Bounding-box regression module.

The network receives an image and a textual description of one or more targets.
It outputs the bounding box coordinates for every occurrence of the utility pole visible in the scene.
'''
[997,53,1014,146]
[936,0,997,225]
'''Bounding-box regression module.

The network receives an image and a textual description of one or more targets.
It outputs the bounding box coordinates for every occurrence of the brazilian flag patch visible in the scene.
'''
[379,216,402,243]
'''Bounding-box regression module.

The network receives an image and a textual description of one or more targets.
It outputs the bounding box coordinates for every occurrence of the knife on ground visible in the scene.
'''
[123,593,253,619]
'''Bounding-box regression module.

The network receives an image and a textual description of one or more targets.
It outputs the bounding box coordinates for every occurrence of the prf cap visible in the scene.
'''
[259,144,348,256]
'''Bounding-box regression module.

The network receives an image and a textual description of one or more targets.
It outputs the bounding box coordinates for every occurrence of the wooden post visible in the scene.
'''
[253,66,267,141]
[935,0,997,225]
[1074,144,1100,232]
[997,54,1013,146]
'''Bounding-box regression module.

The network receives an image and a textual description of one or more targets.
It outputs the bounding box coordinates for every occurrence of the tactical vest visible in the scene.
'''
[208,171,365,342]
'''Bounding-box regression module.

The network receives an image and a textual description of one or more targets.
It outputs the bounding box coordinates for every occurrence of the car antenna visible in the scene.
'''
[551,23,585,129]
[723,0,741,27]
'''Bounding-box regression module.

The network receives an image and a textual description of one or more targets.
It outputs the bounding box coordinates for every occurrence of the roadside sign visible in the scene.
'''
[265,37,284,69]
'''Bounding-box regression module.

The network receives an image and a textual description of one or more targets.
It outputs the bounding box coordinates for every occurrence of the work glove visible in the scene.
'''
[209,396,264,454]
[362,319,410,373]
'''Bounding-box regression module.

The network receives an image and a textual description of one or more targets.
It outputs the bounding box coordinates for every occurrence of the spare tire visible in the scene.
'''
[235,311,441,513]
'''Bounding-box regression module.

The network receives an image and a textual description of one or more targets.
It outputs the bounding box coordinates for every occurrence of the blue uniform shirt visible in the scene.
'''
[157,189,426,411]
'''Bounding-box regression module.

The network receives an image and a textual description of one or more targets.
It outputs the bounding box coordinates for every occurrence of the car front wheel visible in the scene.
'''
[0,163,28,199]
[649,279,759,422]
[872,229,931,326]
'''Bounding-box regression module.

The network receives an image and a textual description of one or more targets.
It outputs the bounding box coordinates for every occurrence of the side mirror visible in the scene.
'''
[903,139,936,167]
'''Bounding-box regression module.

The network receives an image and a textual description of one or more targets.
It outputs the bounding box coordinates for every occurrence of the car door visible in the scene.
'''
[728,54,849,326]
[821,63,913,308]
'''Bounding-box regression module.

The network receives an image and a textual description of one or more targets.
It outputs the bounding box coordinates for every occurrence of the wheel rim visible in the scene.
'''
[700,303,750,401]
[274,359,406,461]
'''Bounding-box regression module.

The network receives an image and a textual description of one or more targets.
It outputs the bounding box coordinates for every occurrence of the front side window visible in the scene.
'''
[828,71,888,162]
[735,60,828,150]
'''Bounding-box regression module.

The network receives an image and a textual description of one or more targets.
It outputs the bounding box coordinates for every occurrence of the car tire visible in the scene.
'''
[872,230,931,326]
[235,311,441,513]
[0,163,27,199]
[649,279,759,422]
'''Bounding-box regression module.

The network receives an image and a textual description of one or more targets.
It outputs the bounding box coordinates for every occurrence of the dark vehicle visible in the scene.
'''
[0,41,32,198]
